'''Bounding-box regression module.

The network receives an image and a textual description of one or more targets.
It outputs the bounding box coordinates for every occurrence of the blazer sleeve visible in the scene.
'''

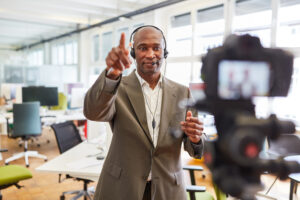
[83,70,121,122]
[183,89,204,159]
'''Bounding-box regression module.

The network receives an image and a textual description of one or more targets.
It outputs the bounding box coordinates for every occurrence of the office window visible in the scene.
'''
[65,41,78,65]
[192,62,203,83]
[233,0,272,47]
[58,44,65,65]
[52,45,58,65]
[73,42,78,64]
[28,49,43,66]
[101,32,113,60]
[169,13,192,57]
[288,58,300,98]
[277,0,300,47]
[93,35,99,62]
[195,5,225,55]
[66,42,73,65]
[133,23,144,30]
[165,62,191,86]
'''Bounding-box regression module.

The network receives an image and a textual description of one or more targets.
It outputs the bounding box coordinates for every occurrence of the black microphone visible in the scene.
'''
[152,61,160,66]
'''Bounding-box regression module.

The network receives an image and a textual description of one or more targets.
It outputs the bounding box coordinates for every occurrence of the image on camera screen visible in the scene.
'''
[218,60,270,100]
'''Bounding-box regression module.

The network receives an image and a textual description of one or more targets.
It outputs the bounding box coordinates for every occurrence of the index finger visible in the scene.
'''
[119,32,126,50]
[186,110,193,118]
[187,117,202,124]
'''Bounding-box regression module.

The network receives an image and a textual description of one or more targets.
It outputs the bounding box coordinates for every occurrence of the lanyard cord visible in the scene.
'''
[142,85,161,137]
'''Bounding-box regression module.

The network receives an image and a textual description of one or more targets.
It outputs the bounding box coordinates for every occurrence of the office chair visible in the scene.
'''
[0,149,33,200]
[51,121,94,200]
[266,134,300,200]
[183,165,218,200]
[5,102,47,167]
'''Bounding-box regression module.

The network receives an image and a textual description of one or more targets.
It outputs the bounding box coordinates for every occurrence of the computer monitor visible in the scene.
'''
[22,86,58,106]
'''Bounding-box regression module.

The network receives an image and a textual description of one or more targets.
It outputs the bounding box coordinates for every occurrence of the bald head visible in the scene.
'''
[132,26,165,49]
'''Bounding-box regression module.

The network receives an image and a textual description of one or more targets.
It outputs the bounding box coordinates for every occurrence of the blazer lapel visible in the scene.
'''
[157,77,177,147]
[123,71,153,145]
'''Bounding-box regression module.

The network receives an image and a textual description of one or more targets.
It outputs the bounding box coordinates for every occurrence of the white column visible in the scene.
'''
[271,0,280,47]
[224,0,235,39]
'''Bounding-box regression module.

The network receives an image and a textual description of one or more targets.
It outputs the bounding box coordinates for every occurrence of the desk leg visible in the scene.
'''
[0,122,7,135]
[189,191,196,200]
[0,135,2,160]
[290,180,295,200]
[189,170,196,185]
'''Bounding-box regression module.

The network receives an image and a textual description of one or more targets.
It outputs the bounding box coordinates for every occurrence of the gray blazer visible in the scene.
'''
[84,70,203,200]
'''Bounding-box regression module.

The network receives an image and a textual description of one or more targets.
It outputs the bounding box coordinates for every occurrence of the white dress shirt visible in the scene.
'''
[135,70,162,148]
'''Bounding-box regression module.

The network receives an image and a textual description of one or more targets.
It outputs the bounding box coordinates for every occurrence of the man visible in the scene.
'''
[84,25,204,200]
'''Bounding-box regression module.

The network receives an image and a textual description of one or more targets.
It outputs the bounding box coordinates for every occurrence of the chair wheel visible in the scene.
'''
[19,144,22,147]
[44,159,48,162]
[26,164,29,168]
[37,144,41,147]
[47,140,50,143]
[5,162,9,165]
[60,195,65,200]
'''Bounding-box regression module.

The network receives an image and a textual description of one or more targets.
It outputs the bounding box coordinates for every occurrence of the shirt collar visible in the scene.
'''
[135,69,162,89]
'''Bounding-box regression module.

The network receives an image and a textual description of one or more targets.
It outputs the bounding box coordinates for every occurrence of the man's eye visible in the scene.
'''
[154,47,161,51]
[138,47,147,51]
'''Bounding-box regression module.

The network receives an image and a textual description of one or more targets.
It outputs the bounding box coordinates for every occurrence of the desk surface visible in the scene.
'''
[285,155,300,181]
[36,141,104,181]
[40,110,85,124]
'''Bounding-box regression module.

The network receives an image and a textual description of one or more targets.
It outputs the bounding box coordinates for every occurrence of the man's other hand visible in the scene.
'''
[105,32,132,80]
[180,111,203,143]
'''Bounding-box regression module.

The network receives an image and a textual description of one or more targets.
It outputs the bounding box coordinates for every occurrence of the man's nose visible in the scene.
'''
[145,49,155,58]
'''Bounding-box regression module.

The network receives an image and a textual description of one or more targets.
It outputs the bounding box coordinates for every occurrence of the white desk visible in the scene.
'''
[36,141,104,182]
[40,110,86,125]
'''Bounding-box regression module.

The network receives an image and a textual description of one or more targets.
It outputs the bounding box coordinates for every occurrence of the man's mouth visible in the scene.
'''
[144,61,159,66]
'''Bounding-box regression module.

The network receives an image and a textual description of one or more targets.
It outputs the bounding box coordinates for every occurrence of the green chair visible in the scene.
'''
[0,149,33,200]
[187,191,215,200]
[50,92,67,110]
[213,184,227,200]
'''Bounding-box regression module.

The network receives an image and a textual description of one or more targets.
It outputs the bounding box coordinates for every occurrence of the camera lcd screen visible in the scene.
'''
[218,60,270,99]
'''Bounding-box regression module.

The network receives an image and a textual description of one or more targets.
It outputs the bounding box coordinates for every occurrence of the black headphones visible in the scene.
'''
[129,25,169,59]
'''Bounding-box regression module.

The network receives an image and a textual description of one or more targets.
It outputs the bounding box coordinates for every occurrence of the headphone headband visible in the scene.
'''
[129,25,168,59]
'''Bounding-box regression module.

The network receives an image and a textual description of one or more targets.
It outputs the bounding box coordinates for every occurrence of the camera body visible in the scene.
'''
[201,34,293,100]
[195,34,300,199]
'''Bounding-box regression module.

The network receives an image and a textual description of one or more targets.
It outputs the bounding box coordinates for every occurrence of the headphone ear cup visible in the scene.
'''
[164,50,169,59]
[130,48,135,59]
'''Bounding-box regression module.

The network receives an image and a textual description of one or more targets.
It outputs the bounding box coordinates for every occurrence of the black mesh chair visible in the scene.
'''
[51,121,94,200]
[267,134,300,200]
[267,134,300,158]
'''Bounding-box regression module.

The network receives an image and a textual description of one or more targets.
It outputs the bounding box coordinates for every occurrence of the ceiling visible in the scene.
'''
[0,0,164,51]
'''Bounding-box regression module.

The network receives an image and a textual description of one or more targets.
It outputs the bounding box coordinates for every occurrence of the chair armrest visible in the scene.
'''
[186,185,206,192]
[183,165,204,185]
[183,165,203,171]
